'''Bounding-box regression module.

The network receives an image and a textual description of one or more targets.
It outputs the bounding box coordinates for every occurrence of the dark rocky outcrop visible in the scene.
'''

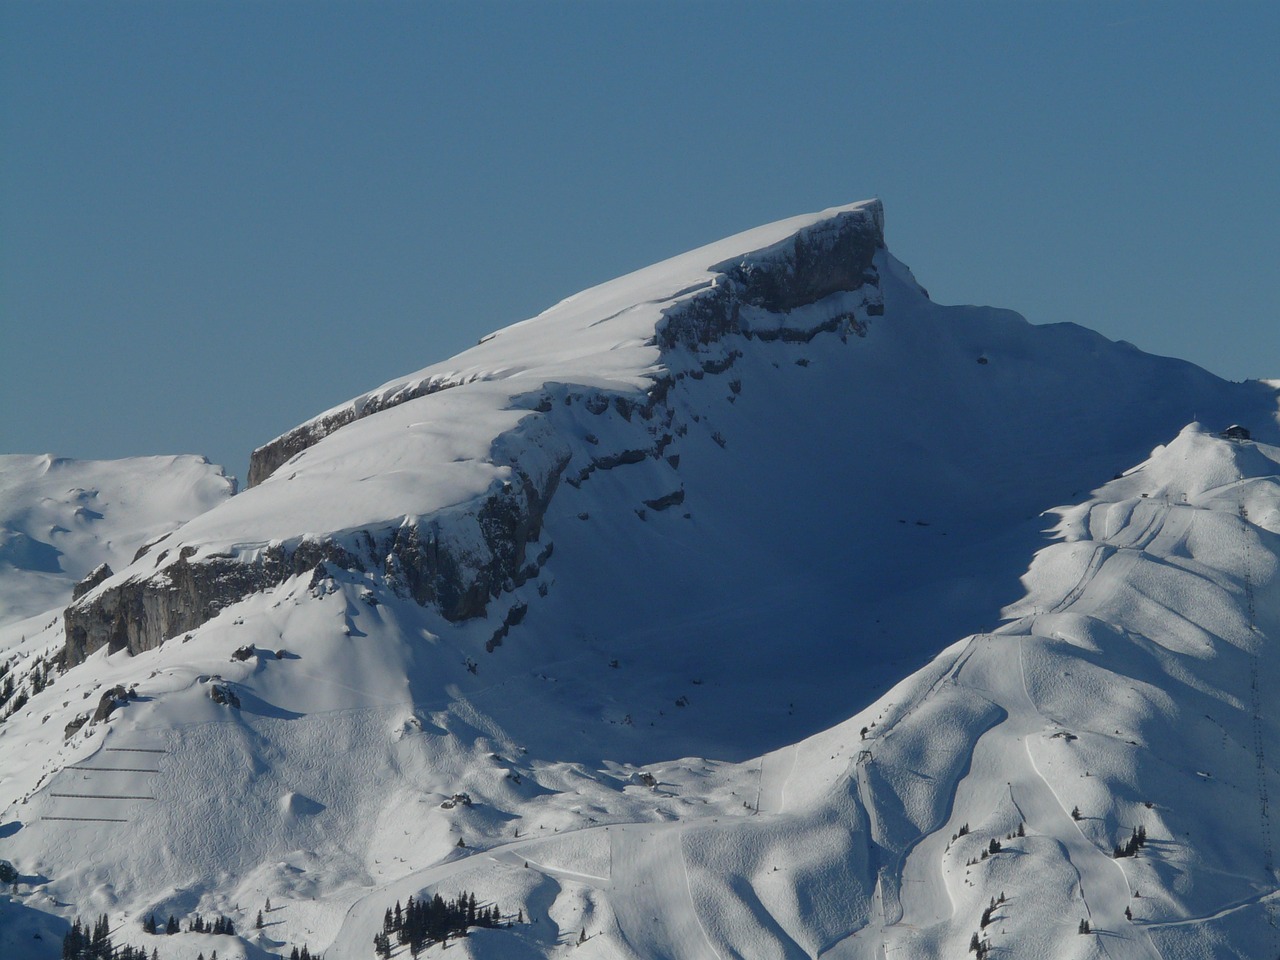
[64,714,88,740]
[658,204,883,351]
[63,541,357,666]
[71,562,113,601]
[91,684,136,723]
[643,489,686,512]
[209,681,240,708]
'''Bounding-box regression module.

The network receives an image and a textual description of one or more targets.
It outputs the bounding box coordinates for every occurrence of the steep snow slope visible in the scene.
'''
[0,455,234,628]
[1,203,1278,960]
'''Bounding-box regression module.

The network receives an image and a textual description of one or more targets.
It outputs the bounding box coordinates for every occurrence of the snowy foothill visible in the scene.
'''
[0,455,235,628]
[1,202,1279,959]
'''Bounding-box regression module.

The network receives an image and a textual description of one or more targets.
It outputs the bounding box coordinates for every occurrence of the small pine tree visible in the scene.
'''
[265,897,272,911]
[62,917,83,960]
[1071,805,1081,821]
[969,932,981,953]
[579,927,587,944]
[256,909,264,929]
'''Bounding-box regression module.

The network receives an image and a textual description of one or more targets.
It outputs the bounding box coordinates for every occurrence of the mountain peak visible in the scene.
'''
[246,199,886,488]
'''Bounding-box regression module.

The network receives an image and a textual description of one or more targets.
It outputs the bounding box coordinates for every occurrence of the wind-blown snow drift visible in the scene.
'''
[2,201,1279,960]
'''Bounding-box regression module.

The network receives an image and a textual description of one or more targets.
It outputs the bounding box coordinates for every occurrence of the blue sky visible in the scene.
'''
[3,1,1278,481]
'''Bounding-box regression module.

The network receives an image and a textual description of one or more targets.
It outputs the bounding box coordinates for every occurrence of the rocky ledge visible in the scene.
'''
[63,444,568,666]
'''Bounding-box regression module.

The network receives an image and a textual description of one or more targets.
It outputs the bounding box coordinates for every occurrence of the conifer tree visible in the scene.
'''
[61,917,83,960]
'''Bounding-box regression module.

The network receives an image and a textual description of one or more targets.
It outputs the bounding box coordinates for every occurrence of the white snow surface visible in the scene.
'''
[2,202,1280,960]
[0,455,234,626]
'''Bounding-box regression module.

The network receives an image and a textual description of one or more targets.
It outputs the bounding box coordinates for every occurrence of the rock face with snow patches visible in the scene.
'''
[2,201,1280,960]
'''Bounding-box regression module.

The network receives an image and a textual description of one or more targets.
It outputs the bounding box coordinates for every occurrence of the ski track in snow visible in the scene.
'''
[757,744,798,816]
[878,493,1184,960]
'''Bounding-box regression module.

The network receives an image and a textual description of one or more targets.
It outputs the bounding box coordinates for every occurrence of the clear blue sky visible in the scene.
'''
[3,1,1277,481]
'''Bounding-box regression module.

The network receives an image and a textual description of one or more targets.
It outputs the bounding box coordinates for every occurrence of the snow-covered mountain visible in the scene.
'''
[0,455,234,631]
[1,201,1277,960]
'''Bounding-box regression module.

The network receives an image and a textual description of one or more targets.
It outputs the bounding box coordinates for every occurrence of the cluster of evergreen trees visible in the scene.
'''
[141,912,235,935]
[62,915,156,960]
[0,662,27,722]
[374,890,505,957]
[0,653,57,724]
[63,910,314,960]
[1113,824,1148,859]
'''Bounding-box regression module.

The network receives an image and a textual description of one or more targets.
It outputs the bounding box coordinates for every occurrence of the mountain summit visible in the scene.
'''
[2,202,1278,959]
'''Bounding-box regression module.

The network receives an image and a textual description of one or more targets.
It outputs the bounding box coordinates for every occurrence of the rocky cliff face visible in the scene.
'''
[62,204,888,667]
[63,442,571,665]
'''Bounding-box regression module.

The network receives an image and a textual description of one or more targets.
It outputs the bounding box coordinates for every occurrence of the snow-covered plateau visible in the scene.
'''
[2,200,1278,960]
